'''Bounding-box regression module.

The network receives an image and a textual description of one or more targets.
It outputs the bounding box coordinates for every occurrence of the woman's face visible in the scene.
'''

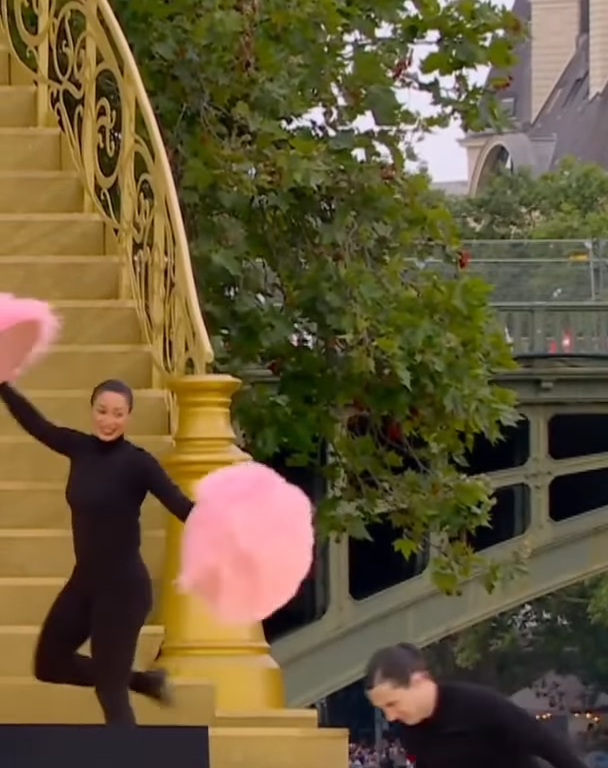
[91,390,131,441]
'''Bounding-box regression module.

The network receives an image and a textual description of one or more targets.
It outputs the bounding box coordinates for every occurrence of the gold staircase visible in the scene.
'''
[0,35,169,723]
[0,1,346,765]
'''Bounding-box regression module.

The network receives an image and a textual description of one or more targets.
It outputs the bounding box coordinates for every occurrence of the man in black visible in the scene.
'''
[365,643,586,768]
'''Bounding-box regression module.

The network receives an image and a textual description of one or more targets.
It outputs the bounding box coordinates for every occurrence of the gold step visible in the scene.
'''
[0,483,165,529]
[0,625,162,677]
[0,677,327,731]
[210,727,347,768]
[0,128,61,171]
[0,577,162,624]
[54,300,141,344]
[0,255,121,299]
[0,213,105,256]
[0,677,213,724]
[20,344,154,389]
[0,390,169,436]
[0,171,83,213]
[213,710,318,729]
[0,529,165,578]
[0,85,35,127]
[0,435,171,482]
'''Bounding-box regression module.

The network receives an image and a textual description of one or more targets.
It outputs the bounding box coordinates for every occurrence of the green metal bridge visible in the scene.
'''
[267,239,608,706]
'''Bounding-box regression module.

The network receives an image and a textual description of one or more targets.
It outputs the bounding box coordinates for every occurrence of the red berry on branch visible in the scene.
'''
[386,419,403,442]
[458,249,472,269]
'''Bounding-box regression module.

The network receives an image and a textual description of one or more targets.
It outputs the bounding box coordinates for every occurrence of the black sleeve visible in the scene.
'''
[140,449,194,523]
[0,383,82,457]
[483,690,586,768]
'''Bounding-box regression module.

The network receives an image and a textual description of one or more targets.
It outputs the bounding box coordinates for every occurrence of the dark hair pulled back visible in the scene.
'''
[90,379,134,412]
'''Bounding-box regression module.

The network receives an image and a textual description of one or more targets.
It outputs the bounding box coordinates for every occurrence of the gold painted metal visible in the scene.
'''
[0,0,213,385]
[209,727,348,768]
[0,0,300,729]
[159,375,286,712]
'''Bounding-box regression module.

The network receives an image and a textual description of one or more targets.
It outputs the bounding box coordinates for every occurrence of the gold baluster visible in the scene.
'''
[117,69,136,300]
[35,0,49,125]
[158,374,286,711]
[81,11,97,213]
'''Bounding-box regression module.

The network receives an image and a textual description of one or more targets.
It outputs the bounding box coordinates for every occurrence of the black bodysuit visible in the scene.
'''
[397,681,585,768]
[0,384,193,724]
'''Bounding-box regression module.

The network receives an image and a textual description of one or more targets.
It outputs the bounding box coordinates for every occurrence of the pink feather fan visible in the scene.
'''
[0,293,60,383]
[177,461,315,624]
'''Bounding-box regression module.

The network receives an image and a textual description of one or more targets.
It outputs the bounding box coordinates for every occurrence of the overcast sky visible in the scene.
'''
[411,0,513,181]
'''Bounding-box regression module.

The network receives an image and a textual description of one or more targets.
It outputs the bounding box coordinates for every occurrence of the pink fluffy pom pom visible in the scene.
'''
[0,294,60,383]
[177,461,315,624]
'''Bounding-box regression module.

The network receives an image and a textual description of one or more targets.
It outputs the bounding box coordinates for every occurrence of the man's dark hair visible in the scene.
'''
[364,643,428,690]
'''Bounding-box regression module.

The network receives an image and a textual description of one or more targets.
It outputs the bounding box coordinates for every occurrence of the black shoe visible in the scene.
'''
[147,667,173,707]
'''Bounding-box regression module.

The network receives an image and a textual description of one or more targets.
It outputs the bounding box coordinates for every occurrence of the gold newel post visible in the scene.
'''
[157,374,286,711]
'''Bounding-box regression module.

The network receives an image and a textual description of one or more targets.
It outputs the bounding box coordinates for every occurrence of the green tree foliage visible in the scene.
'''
[111,0,522,591]
[447,158,608,302]
[427,579,608,701]
[450,157,608,240]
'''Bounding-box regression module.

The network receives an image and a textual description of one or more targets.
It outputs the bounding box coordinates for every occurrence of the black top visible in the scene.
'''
[397,682,585,768]
[0,384,193,574]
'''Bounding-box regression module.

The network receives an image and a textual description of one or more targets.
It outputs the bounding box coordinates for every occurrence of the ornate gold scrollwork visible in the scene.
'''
[0,0,213,382]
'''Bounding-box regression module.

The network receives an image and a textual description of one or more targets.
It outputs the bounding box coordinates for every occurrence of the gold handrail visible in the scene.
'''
[0,0,213,379]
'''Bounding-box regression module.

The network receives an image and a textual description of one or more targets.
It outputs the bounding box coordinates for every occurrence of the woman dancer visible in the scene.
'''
[365,643,586,768]
[0,379,193,725]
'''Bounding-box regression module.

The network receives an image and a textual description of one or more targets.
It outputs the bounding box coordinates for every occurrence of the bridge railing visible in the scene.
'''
[454,240,608,357]
[496,302,608,356]
[412,240,608,357]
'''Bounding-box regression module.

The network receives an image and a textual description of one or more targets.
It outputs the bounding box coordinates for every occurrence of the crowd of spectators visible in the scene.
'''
[349,739,414,768]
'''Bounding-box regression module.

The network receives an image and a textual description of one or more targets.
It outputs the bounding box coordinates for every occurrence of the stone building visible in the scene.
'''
[462,0,608,194]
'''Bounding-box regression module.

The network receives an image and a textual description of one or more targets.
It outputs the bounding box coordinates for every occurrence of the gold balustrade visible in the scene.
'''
[0,0,212,385]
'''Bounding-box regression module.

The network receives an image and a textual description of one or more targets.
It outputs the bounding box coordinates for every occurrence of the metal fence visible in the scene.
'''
[435,239,608,357]
[465,239,608,303]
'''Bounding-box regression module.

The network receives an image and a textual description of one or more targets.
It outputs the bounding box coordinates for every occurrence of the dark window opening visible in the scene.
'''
[464,418,530,474]
[549,414,608,460]
[501,97,516,117]
[349,520,429,601]
[467,483,530,552]
[580,0,589,34]
[261,447,329,641]
[550,467,608,522]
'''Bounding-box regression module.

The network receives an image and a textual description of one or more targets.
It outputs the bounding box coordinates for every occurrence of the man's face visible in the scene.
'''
[367,674,430,725]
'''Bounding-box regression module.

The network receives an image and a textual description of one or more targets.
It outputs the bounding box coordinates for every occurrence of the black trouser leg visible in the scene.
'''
[34,571,93,686]
[34,568,158,724]
[89,570,153,725]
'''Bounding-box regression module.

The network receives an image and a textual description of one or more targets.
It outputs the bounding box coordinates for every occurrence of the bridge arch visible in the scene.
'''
[469,134,545,195]
[272,505,608,706]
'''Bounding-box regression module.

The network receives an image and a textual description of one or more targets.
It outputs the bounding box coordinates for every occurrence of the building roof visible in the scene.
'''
[472,0,608,176]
